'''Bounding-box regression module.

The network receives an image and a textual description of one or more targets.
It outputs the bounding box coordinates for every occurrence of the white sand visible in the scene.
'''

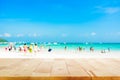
[0,48,120,58]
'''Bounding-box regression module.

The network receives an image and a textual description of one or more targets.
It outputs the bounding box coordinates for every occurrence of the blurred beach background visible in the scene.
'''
[0,42,120,58]
[0,42,120,51]
[0,0,120,58]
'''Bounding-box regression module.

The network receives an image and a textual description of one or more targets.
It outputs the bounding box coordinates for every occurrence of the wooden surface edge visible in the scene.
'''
[0,76,120,80]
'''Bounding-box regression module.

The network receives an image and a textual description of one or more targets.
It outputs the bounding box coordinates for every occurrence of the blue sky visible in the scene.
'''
[0,0,120,42]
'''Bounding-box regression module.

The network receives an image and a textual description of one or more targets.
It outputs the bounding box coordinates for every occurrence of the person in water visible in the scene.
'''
[64,46,67,51]
[101,49,106,53]
[48,46,52,52]
[8,42,14,51]
[19,46,23,52]
[23,43,28,53]
[108,48,110,52]
[90,47,94,52]
[29,44,33,53]
[78,46,82,51]
[34,44,38,53]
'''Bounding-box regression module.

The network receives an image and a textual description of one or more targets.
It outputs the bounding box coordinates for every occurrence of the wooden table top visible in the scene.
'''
[0,58,120,80]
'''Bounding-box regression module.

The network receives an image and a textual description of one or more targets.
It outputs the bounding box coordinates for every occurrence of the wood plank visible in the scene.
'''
[0,59,26,76]
[75,59,97,77]
[32,59,53,76]
[93,59,120,76]
[0,58,119,80]
[92,77,112,80]
[51,59,69,76]
[0,77,29,80]
[87,59,115,76]
[65,59,90,77]
[11,59,42,76]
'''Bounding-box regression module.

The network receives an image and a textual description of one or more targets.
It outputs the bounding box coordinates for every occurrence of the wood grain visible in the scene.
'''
[0,58,120,80]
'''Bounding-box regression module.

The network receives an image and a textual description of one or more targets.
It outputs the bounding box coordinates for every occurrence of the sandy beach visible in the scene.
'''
[0,48,120,58]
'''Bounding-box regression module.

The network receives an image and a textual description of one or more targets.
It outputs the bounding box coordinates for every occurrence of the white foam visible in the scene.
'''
[0,49,120,58]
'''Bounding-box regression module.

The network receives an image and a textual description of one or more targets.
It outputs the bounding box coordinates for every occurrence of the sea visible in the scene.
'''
[0,42,120,51]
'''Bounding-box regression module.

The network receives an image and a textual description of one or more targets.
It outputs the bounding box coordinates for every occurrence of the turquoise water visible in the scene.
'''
[0,42,120,51]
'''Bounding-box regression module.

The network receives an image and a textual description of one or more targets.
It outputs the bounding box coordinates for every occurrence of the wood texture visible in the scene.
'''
[0,58,120,80]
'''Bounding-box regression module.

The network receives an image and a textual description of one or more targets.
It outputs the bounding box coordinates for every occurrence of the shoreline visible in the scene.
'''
[0,48,120,58]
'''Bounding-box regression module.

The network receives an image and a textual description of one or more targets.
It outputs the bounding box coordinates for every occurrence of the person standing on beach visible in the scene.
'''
[108,48,110,52]
[19,46,23,52]
[90,47,94,52]
[64,46,67,51]
[78,46,82,51]
[23,43,28,53]
[29,44,33,53]
[48,46,52,52]
[8,42,13,51]
[34,44,38,53]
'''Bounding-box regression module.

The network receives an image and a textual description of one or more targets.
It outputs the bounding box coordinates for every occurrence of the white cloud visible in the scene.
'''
[28,33,38,37]
[0,34,3,37]
[4,33,11,37]
[33,33,37,37]
[95,6,120,14]
[91,32,96,36]
[104,7,120,14]
[61,33,67,37]
[28,34,32,37]
[16,34,24,37]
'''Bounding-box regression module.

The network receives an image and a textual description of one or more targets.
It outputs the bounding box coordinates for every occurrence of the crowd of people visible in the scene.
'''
[5,43,43,53]
[5,43,110,53]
